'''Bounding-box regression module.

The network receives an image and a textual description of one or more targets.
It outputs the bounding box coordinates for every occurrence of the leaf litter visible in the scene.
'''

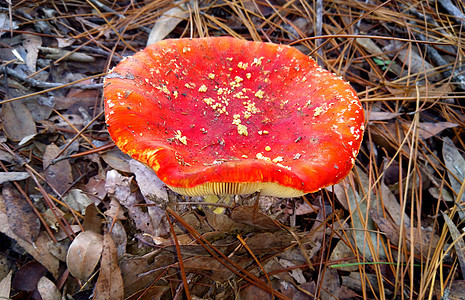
[0,0,464,299]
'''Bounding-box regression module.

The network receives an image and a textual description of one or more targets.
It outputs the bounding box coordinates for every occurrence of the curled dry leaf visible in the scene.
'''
[37,276,61,300]
[105,170,164,238]
[66,231,103,281]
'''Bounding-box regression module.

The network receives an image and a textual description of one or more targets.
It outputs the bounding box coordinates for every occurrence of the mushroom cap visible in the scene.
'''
[104,37,364,197]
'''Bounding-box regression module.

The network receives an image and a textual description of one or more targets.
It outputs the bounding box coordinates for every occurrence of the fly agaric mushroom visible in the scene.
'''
[104,37,364,198]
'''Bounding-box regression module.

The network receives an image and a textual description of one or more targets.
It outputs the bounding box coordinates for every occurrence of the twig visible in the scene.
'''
[437,0,465,28]
[0,65,103,89]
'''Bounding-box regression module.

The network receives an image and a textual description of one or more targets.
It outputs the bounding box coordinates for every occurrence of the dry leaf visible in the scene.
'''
[368,111,402,121]
[63,189,93,214]
[147,2,188,45]
[443,137,465,218]
[101,149,132,173]
[371,210,440,257]
[130,159,168,205]
[332,180,386,260]
[2,182,40,244]
[434,280,465,299]
[104,198,126,221]
[105,170,164,238]
[0,172,29,184]
[341,272,392,296]
[11,260,47,292]
[108,221,127,258]
[1,101,37,142]
[93,233,124,300]
[83,203,102,233]
[37,276,61,300]
[66,231,103,281]
[0,196,60,278]
[0,270,12,299]
[231,206,281,231]
[43,143,73,195]
[22,33,42,72]
[443,213,465,277]
[120,250,174,297]
[329,240,358,271]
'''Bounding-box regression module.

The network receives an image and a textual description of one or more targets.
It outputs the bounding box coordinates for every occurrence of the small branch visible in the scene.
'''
[0,65,103,89]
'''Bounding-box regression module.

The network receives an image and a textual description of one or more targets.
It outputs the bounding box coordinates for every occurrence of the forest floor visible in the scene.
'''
[0,0,465,299]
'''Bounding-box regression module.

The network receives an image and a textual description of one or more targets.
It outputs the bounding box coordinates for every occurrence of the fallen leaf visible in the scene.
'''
[341,272,391,296]
[2,182,40,244]
[0,196,60,278]
[368,111,403,121]
[147,2,188,45]
[1,101,37,142]
[108,221,127,258]
[0,270,12,299]
[0,172,29,184]
[83,203,102,233]
[130,159,168,205]
[22,33,42,72]
[43,143,73,195]
[443,213,465,277]
[120,251,174,297]
[443,137,465,219]
[11,260,47,292]
[231,206,281,231]
[105,170,164,238]
[371,210,440,258]
[93,233,124,300]
[333,180,386,260]
[104,198,126,221]
[66,231,103,281]
[63,189,93,214]
[101,149,132,173]
[329,240,358,271]
[434,280,465,299]
[37,276,61,300]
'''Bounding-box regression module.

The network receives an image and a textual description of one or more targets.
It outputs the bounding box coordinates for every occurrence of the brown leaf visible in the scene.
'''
[231,206,281,231]
[0,270,12,299]
[0,197,60,278]
[101,150,131,173]
[120,250,174,298]
[183,256,235,282]
[37,276,61,300]
[11,260,47,292]
[22,33,42,72]
[66,231,103,281]
[2,182,40,244]
[83,203,102,233]
[0,172,29,184]
[443,213,465,277]
[105,170,163,237]
[43,143,73,195]
[93,233,124,300]
[371,210,440,257]
[434,280,465,299]
[1,101,37,142]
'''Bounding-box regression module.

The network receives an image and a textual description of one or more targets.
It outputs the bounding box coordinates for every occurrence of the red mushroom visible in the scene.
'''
[104,37,364,197]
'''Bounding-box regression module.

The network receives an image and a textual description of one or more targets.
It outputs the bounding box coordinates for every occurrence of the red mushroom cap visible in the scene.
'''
[104,37,364,197]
